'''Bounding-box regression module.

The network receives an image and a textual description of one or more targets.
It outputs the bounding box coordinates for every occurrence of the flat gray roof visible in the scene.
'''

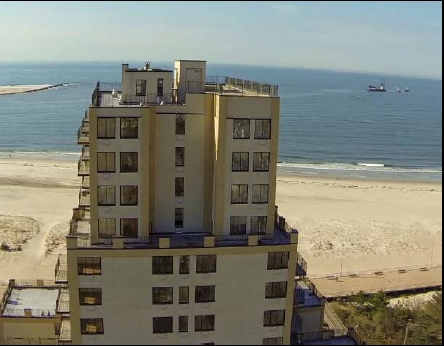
[2,287,58,317]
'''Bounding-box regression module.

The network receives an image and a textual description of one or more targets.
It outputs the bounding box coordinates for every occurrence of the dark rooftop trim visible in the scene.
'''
[125,68,173,72]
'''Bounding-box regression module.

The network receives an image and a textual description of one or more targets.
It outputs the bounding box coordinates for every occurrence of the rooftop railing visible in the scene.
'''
[202,76,279,96]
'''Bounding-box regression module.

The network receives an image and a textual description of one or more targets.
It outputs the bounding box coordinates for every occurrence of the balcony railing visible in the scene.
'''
[59,319,72,342]
[77,128,89,145]
[81,146,89,161]
[78,189,90,207]
[187,76,278,97]
[296,253,307,276]
[2,307,56,318]
[82,176,90,189]
[294,278,326,308]
[98,92,175,107]
[77,158,89,176]
[55,254,67,284]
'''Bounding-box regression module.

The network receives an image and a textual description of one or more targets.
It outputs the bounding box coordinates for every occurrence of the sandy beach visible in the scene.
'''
[0,157,441,284]
[0,84,58,95]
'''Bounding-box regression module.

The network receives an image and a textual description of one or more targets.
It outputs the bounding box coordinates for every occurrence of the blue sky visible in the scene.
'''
[0,1,441,78]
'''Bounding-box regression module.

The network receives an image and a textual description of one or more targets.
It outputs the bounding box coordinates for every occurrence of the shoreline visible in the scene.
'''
[0,83,67,96]
[0,155,441,184]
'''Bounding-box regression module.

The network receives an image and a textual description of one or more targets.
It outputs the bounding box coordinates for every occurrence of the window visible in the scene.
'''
[252,184,268,203]
[255,119,271,139]
[195,315,215,332]
[267,252,289,270]
[230,216,247,235]
[77,257,101,275]
[98,218,116,238]
[251,216,267,234]
[233,119,250,139]
[120,185,138,206]
[175,177,184,197]
[97,152,115,173]
[265,282,287,299]
[152,287,173,305]
[120,118,138,139]
[79,288,102,305]
[136,79,146,96]
[231,184,248,204]
[232,152,249,172]
[176,114,185,135]
[153,256,173,274]
[97,186,115,206]
[120,152,138,172]
[120,218,138,238]
[179,286,189,304]
[175,147,185,166]
[195,286,215,303]
[97,118,115,139]
[157,78,164,97]
[264,310,285,327]
[175,208,184,228]
[263,337,283,345]
[81,318,104,334]
[196,255,216,273]
[153,317,173,334]
[179,316,188,333]
[253,152,270,172]
[179,255,189,274]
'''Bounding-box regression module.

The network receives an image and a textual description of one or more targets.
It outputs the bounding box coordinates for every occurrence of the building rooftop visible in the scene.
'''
[295,280,324,307]
[2,287,58,317]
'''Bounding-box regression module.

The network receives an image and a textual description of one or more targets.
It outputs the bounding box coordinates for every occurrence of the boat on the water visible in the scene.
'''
[367,79,386,92]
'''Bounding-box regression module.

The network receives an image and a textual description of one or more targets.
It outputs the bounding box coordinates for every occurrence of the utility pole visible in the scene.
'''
[403,320,411,345]
[340,243,344,278]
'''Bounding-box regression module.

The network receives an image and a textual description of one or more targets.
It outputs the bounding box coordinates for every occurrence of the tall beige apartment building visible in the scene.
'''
[58,60,324,345]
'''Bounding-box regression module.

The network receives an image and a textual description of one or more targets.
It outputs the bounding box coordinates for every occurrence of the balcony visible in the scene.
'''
[82,176,90,189]
[69,219,90,237]
[81,146,89,161]
[55,254,67,284]
[59,318,72,344]
[294,278,326,308]
[77,118,89,145]
[78,188,90,208]
[56,288,70,314]
[78,157,89,176]
[296,253,307,277]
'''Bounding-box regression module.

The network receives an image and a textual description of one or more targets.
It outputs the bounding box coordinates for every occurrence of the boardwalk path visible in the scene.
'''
[310,265,442,299]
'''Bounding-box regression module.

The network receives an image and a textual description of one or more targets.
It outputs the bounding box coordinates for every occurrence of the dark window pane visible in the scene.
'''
[120,118,138,139]
[120,152,138,172]
[176,114,185,135]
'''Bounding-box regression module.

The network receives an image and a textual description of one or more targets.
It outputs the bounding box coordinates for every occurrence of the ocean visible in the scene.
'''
[0,62,441,182]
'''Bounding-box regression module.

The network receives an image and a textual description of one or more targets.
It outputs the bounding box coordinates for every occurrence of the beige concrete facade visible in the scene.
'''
[64,59,322,345]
